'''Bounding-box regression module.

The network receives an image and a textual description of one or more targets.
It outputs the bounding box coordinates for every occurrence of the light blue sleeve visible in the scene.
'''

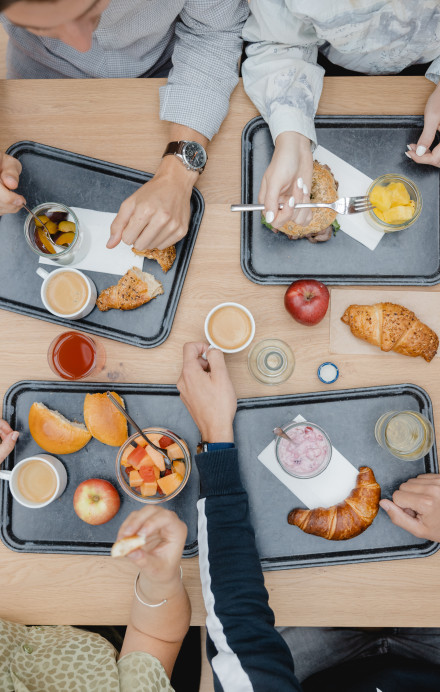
[242,0,324,148]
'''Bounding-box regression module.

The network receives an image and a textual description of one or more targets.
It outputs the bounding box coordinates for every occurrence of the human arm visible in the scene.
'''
[108,124,206,251]
[0,419,19,459]
[380,474,440,541]
[0,153,25,215]
[115,506,191,678]
[242,1,323,228]
[406,80,440,165]
[177,343,301,692]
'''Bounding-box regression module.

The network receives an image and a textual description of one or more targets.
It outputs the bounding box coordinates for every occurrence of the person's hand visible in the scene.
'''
[177,342,237,443]
[0,153,25,215]
[259,131,314,231]
[107,156,197,251]
[406,82,440,166]
[0,420,19,463]
[380,474,440,541]
[116,506,186,596]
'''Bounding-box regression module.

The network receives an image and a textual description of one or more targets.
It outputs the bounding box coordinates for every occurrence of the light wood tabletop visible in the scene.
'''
[0,76,439,629]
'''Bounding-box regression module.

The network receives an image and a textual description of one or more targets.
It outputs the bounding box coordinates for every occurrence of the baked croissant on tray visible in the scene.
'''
[341,302,438,362]
[288,467,381,540]
[96,267,163,311]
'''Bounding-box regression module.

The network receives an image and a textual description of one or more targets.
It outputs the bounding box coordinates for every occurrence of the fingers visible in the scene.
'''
[108,197,136,249]
[0,420,13,439]
[182,341,211,367]
[206,346,228,379]
[392,488,434,515]
[0,153,22,190]
[415,115,438,156]
[380,499,426,538]
[291,176,313,227]
[0,430,19,463]
[117,505,185,544]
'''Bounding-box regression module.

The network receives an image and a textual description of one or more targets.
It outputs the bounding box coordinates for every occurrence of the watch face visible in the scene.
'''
[182,141,207,170]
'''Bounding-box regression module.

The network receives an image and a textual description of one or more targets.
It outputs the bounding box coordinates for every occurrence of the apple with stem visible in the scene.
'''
[73,479,120,525]
[284,279,330,326]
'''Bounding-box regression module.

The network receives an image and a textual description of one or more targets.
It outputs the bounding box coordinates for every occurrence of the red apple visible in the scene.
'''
[73,479,120,525]
[284,279,329,326]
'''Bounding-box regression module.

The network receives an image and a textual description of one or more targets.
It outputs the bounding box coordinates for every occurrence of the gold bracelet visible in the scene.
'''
[134,566,183,608]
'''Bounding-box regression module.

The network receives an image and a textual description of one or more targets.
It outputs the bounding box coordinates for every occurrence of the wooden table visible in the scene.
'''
[0,76,438,628]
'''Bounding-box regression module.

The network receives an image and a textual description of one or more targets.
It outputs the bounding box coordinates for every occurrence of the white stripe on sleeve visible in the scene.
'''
[197,498,254,692]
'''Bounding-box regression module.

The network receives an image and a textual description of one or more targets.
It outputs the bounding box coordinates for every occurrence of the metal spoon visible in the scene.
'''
[273,427,294,444]
[106,391,175,471]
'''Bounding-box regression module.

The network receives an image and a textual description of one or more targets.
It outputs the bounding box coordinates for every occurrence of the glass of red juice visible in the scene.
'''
[48,331,106,380]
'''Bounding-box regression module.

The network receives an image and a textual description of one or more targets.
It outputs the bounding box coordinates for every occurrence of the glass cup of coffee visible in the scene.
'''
[0,454,67,508]
[36,267,97,320]
[24,202,88,266]
[48,330,106,380]
[204,302,255,353]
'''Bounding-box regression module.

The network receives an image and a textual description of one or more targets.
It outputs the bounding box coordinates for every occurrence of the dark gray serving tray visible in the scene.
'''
[234,383,439,570]
[241,115,440,285]
[0,141,204,348]
[1,380,201,556]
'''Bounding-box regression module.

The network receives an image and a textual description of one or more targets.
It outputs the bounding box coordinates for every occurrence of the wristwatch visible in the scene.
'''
[162,140,207,173]
[197,442,235,454]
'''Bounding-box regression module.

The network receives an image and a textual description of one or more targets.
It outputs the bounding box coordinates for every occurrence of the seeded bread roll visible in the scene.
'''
[263,161,339,240]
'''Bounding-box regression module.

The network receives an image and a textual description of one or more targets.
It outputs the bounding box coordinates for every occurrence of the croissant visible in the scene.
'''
[288,467,381,540]
[132,245,176,273]
[96,267,163,311]
[341,302,438,362]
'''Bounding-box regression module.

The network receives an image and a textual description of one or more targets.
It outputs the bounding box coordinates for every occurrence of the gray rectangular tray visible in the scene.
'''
[0,141,204,348]
[234,383,439,569]
[1,380,201,556]
[241,115,440,285]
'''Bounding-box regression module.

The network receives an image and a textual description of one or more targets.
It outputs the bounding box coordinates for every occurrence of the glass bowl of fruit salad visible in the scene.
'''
[275,421,332,479]
[24,202,87,266]
[116,428,191,504]
[367,174,422,232]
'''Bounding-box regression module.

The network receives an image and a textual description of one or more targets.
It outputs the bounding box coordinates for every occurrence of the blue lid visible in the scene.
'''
[317,362,339,384]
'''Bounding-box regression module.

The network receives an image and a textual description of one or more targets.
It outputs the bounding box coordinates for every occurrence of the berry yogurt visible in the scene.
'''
[276,423,332,478]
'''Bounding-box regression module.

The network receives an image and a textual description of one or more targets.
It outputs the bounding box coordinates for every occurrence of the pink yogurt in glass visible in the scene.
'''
[276,423,332,478]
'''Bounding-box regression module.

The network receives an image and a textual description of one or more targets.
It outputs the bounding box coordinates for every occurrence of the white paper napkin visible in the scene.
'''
[258,415,358,509]
[314,145,385,251]
[39,207,144,276]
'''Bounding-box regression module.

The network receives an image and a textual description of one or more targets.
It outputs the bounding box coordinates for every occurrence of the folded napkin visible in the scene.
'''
[257,415,358,509]
[39,207,144,276]
[314,145,384,251]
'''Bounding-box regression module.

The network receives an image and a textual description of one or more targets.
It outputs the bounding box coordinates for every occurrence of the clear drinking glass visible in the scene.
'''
[375,410,434,461]
[24,202,87,266]
[366,174,422,232]
[248,338,295,385]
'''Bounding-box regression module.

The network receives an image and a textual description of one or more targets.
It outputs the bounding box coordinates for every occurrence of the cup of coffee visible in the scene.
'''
[37,267,97,320]
[205,302,255,353]
[0,454,67,509]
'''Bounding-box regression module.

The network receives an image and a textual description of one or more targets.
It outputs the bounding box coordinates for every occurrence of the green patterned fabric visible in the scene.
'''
[0,619,174,692]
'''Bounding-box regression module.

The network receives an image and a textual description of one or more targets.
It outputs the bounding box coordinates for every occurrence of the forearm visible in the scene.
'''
[197,450,300,691]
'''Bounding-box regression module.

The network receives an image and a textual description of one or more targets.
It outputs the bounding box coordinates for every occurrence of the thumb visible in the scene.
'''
[107,198,135,249]
[206,346,228,375]
[0,431,19,463]
[415,118,438,157]
[263,180,282,228]
[380,499,424,537]
[0,154,21,190]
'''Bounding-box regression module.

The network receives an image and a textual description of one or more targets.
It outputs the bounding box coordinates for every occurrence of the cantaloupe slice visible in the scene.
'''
[157,472,183,496]
[121,444,135,466]
[140,481,157,497]
[173,460,185,477]
[146,444,166,471]
[129,470,143,488]
[166,442,184,461]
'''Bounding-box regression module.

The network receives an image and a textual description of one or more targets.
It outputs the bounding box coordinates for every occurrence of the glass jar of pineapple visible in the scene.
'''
[367,174,422,232]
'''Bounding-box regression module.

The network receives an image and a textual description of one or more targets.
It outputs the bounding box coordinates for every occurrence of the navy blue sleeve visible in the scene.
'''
[196,449,301,692]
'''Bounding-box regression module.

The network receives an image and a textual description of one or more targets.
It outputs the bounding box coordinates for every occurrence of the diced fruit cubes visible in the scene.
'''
[370,181,415,225]
[123,431,188,498]
[157,472,183,496]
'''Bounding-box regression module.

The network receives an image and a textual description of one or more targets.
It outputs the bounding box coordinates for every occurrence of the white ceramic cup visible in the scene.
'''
[0,454,67,509]
[36,267,97,320]
[204,302,256,354]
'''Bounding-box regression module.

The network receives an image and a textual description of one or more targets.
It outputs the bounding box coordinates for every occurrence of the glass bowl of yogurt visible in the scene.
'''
[275,422,332,479]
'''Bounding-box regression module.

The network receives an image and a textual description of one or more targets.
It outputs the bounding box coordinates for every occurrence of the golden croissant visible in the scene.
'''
[96,267,163,311]
[132,245,176,273]
[341,302,438,362]
[288,467,381,540]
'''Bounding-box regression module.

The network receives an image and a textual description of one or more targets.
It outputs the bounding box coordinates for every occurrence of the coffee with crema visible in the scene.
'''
[208,305,252,350]
[16,459,57,504]
[45,271,88,315]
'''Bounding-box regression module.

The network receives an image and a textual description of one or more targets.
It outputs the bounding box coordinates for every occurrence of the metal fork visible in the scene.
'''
[230,196,374,215]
